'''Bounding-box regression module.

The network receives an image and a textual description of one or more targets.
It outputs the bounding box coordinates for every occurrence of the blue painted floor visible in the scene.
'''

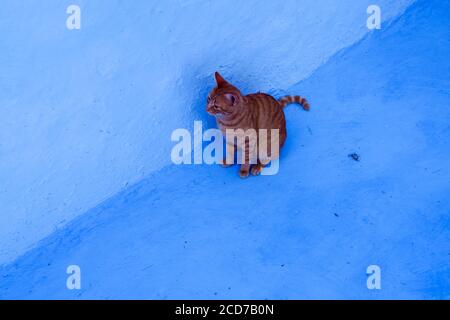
[1,0,449,299]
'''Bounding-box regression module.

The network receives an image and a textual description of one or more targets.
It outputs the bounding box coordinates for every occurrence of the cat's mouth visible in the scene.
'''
[207,105,232,116]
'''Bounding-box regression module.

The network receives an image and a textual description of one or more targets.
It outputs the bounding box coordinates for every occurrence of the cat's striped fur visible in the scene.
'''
[207,72,310,178]
[279,95,310,111]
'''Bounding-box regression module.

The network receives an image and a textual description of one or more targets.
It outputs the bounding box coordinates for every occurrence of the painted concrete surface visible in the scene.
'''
[1,0,448,299]
[0,0,415,265]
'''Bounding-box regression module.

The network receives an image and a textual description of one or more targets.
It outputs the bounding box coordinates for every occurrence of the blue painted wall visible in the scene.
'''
[0,0,414,265]
[1,0,449,299]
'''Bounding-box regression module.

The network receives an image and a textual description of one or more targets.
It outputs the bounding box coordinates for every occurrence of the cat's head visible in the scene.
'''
[206,72,243,118]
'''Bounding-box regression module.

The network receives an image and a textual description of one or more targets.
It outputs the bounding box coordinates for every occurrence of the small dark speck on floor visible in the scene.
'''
[281,264,285,267]
[348,153,360,161]
[334,213,339,217]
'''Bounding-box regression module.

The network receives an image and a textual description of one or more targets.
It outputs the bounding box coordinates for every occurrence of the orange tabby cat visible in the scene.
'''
[206,72,310,178]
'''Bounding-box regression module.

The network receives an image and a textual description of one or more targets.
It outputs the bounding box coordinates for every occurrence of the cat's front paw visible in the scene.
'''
[239,169,250,179]
[251,164,263,176]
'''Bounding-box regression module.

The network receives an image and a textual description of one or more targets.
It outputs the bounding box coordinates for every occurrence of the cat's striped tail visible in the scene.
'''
[278,95,310,111]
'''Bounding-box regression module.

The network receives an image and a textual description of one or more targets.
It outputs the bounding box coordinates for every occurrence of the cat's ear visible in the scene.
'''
[215,72,229,87]
[224,93,237,106]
